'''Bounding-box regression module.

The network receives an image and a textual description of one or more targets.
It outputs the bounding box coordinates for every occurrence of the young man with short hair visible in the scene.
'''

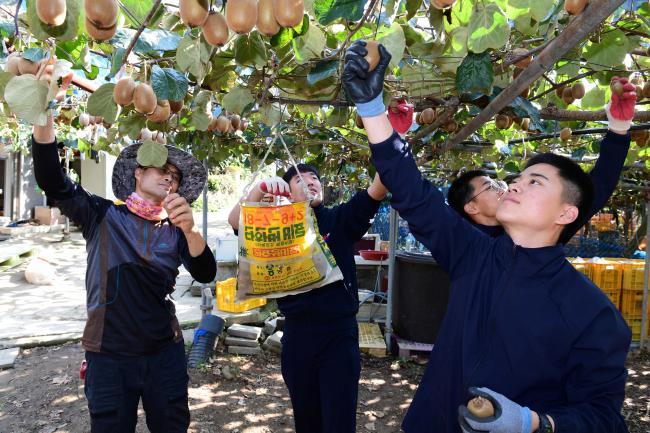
[342,41,632,433]
[229,164,387,433]
[447,85,634,244]
[32,114,216,433]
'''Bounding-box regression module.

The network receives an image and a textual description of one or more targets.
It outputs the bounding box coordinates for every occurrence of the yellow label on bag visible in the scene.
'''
[238,201,341,297]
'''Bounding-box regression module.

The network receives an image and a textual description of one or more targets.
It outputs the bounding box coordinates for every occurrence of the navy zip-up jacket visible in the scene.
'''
[275,191,382,326]
[32,138,216,356]
[474,131,630,242]
[371,133,631,433]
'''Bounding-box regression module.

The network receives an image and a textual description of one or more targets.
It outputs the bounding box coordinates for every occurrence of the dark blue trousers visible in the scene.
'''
[281,318,361,433]
[84,341,189,433]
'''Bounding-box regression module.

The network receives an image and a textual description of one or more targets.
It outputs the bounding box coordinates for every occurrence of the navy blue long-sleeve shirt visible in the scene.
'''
[475,131,630,241]
[32,138,216,355]
[371,132,631,433]
[277,190,382,327]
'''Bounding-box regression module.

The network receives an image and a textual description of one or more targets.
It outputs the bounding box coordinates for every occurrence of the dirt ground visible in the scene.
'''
[0,343,648,433]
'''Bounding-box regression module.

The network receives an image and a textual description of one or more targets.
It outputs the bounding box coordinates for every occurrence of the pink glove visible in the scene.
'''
[259,177,291,197]
[606,76,636,132]
[388,99,414,135]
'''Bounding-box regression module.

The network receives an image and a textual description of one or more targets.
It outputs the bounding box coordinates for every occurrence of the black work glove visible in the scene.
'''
[342,40,392,115]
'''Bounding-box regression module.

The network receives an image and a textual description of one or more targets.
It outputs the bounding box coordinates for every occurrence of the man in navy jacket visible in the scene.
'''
[229,166,387,433]
[342,41,632,433]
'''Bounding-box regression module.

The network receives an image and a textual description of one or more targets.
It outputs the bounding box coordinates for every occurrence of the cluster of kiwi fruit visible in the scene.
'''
[412,107,458,132]
[35,0,67,26]
[631,129,650,147]
[84,0,119,41]
[79,113,105,127]
[139,128,167,144]
[179,0,304,44]
[554,82,586,106]
[207,113,249,133]
[565,0,588,15]
[4,52,49,76]
[113,76,183,123]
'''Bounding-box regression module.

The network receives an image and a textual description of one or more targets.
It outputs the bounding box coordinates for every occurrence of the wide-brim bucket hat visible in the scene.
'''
[112,143,206,204]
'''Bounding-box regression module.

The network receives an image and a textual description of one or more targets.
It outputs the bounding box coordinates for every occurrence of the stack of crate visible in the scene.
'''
[568,258,649,342]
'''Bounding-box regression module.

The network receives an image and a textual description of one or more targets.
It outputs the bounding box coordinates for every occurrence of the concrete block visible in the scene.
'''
[276,316,285,331]
[263,318,277,335]
[0,347,20,369]
[264,331,283,349]
[223,311,264,327]
[227,324,262,340]
[225,336,260,348]
[227,345,262,356]
[262,341,281,354]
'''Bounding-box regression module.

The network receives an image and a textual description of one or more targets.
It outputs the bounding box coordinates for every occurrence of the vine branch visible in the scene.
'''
[117,0,163,72]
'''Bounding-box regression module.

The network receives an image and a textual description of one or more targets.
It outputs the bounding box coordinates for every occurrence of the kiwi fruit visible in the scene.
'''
[560,127,572,141]
[643,82,650,99]
[257,0,280,36]
[230,114,241,130]
[632,129,650,146]
[273,0,304,28]
[239,119,249,131]
[636,85,644,100]
[571,82,585,99]
[562,87,575,105]
[495,114,510,129]
[355,114,364,128]
[139,128,153,141]
[512,116,522,126]
[364,41,380,72]
[467,397,494,418]
[555,86,565,98]
[521,118,530,131]
[226,0,258,34]
[415,112,423,125]
[113,76,137,106]
[420,108,435,124]
[520,87,529,98]
[444,120,458,133]
[169,100,184,113]
[156,132,166,144]
[147,100,171,123]
[179,0,210,27]
[431,0,456,9]
[216,115,230,133]
[512,47,531,69]
[202,12,229,47]
[85,17,117,41]
[84,0,118,29]
[631,76,643,86]
[5,53,21,75]
[79,113,90,127]
[207,115,218,131]
[611,80,624,96]
[36,0,67,27]
[564,0,588,15]
[133,83,158,115]
[17,58,40,75]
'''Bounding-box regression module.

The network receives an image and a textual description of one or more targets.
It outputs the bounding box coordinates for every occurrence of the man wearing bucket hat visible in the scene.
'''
[31,114,216,433]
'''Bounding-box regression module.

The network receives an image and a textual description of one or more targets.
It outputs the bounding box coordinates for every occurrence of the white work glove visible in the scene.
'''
[258,177,291,197]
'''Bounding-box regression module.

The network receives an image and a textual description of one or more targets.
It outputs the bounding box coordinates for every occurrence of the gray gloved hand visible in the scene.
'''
[458,387,532,433]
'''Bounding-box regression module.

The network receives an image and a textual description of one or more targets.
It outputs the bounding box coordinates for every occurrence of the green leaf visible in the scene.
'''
[0,71,13,100]
[307,60,338,85]
[189,90,212,131]
[87,83,121,124]
[118,113,147,140]
[107,48,126,80]
[176,34,212,83]
[112,28,183,54]
[137,140,168,167]
[22,48,49,63]
[314,0,366,25]
[377,22,406,70]
[151,65,189,101]
[467,3,510,54]
[4,75,49,126]
[260,103,288,126]
[406,0,422,20]
[55,36,91,71]
[506,0,555,21]
[120,0,162,27]
[438,26,468,73]
[292,25,326,64]
[584,29,629,71]
[455,52,493,94]
[234,32,268,68]
[26,0,81,41]
[270,27,296,48]
[222,87,255,115]
[581,86,608,110]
